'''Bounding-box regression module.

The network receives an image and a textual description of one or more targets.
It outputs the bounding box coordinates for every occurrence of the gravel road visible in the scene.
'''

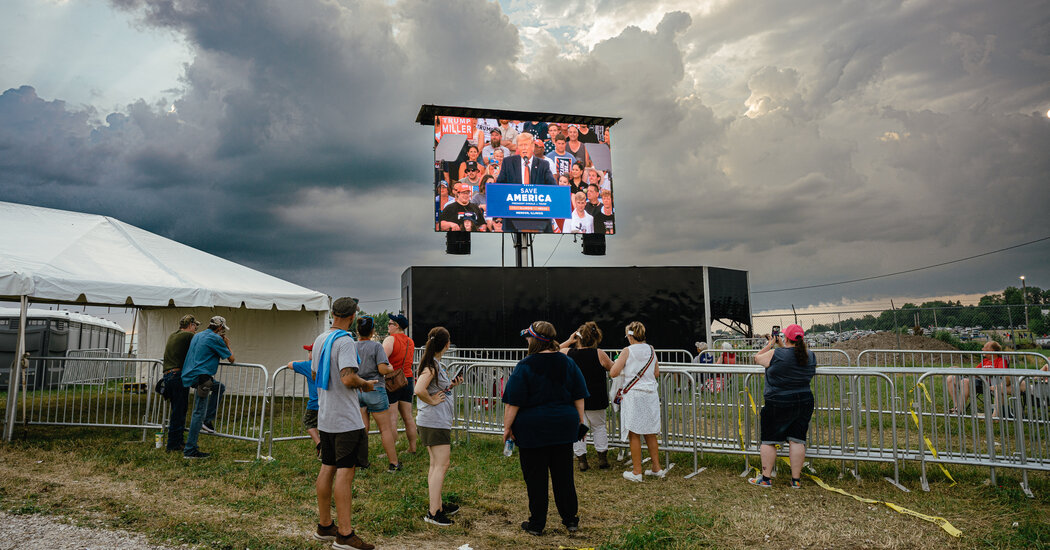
[0,512,186,550]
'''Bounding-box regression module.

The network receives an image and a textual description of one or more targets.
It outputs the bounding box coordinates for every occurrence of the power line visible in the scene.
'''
[753,235,1050,294]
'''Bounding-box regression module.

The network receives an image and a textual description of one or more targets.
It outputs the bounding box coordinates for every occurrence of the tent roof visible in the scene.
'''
[0,201,329,311]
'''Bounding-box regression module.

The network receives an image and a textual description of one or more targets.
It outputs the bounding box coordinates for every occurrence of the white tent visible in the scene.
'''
[0,201,331,439]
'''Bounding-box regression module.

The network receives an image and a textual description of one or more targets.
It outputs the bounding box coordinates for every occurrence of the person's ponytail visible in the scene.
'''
[418,326,450,378]
[792,336,809,366]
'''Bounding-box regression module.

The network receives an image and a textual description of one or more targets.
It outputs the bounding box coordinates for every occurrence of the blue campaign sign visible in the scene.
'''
[487,184,571,219]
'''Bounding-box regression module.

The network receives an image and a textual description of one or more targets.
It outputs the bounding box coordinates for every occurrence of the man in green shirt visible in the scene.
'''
[162,315,199,451]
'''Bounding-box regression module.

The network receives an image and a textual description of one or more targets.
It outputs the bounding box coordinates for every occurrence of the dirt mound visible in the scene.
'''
[833,333,957,360]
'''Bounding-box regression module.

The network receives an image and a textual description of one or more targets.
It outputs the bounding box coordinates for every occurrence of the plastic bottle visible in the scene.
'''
[503,439,514,457]
[154,432,163,449]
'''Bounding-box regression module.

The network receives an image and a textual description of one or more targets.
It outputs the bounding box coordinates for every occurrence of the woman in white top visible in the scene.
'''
[568,192,594,234]
[609,321,665,482]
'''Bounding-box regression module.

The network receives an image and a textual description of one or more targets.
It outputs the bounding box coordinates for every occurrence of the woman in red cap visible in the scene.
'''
[748,323,816,489]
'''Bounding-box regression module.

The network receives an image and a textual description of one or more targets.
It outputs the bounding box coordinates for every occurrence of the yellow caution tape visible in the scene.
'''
[908,382,957,485]
[780,457,962,537]
[558,547,596,550]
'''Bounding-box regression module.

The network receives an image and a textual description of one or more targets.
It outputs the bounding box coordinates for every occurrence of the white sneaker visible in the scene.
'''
[644,468,667,478]
[622,471,643,482]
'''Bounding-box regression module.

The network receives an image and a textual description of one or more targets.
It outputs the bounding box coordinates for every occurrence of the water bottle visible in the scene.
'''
[503,439,514,457]
[154,432,163,449]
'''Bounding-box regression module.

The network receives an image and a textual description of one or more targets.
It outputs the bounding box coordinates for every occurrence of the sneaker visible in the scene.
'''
[313,522,338,541]
[622,471,643,483]
[564,519,579,533]
[201,423,217,435]
[183,450,210,459]
[748,475,773,488]
[424,510,454,526]
[520,521,543,536]
[333,530,374,550]
[387,462,402,473]
[789,478,802,489]
[644,468,667,478]
[441,503,460,516]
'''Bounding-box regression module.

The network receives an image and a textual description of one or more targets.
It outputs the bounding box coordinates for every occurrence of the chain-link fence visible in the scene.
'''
[752,304,1047,350]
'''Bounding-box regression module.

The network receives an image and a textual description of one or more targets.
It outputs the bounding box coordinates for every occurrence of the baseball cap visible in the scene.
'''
[695,341,707,350]
[179,314,198,328]
[303,344,314,351]
[209,315,229,330]
[721,342,732,350]
[465,161,480,172]
[331,297,358,318]
[783,324,805,341]
[389,314,409,329]
[453,182,472,194]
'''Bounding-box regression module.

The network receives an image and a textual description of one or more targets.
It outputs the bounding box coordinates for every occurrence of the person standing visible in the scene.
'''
[354,316,399,472]
[180,315,234,459]
[161,315,198,452]
[311,297,377,550]
[610,321,665,482]
[749,324,816,489]
[288,343,321,451]
[382,314,418,457]
[503,321,588,536]
[415,327,464,527]
[560,321,614,471]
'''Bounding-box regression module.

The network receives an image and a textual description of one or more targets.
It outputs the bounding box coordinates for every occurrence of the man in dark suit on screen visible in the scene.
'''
[496,132,557,186]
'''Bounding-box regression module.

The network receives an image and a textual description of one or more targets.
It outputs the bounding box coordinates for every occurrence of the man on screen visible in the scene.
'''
[481,129,510,165]
[458,161,484,193]
[567,192,594,234]
[439,183,487,232]
[496,132,556,186]
[584,183,603,217]
[546,135,575,177]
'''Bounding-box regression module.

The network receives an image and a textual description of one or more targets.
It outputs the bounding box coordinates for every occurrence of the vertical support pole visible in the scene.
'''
[4,296,28,442]
[703,267,713,343]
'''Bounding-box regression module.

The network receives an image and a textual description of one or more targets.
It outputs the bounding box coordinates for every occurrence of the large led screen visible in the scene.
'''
[434,117,615,234]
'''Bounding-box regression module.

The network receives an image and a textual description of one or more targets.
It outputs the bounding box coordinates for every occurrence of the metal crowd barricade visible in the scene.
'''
[14,356,164,430]
[178,362,270,459]
[266,364,313,457]
[914,368,1050,496]
[711,337,768,350]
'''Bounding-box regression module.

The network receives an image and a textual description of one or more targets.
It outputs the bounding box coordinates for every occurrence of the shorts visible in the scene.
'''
[358,386,390,413]
[418,426,451,447]
[387,377,415,403]
[319,428,369,469]
[302,408,318,430]
[760,392,814,445]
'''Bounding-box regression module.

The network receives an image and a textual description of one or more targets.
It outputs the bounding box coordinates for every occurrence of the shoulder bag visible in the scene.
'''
[385,337,411,392]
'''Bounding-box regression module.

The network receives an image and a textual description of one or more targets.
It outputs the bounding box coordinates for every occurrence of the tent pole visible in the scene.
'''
[3,295,27,442]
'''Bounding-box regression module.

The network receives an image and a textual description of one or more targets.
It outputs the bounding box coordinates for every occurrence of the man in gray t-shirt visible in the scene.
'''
[310,297,377,550]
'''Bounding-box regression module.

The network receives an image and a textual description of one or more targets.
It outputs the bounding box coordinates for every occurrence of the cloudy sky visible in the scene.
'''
[2,0,1049,321]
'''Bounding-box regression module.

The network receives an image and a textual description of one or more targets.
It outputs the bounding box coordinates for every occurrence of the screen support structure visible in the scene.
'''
[512,233,533,267]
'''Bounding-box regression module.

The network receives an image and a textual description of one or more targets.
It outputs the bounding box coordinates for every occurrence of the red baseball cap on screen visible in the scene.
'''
[783,324,805,341]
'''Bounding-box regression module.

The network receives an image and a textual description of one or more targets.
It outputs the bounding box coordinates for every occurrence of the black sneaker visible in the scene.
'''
[564,518,579,533]
[333,530,374,550]
[387,462,402,473]
[424,510,454,526]
[201,422,217,435]
[313,522,338,541]
[441,503,460,516]
[521,521,543,536]
[183,450,210,459]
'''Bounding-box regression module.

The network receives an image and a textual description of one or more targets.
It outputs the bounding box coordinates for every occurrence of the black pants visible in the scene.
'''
[164,371,189,451]
[518,443,578,529]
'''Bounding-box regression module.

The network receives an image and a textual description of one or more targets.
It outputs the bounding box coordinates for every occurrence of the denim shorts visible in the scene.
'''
[760,392,814,445]
[358,386,390,413]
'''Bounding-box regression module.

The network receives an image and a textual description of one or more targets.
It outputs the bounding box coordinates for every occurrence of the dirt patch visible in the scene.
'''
[834,333,958,360]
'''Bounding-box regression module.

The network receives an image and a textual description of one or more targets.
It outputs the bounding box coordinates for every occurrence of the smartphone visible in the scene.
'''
[772,325,781,337]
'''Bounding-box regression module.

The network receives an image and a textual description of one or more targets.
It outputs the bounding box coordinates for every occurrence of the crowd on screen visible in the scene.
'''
[435,119,615,234]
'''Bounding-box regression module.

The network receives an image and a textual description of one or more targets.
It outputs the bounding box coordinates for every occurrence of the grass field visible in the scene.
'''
[1,425,1049,549]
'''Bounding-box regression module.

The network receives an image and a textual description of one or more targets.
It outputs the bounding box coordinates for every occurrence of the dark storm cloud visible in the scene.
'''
[1,0,1048,309]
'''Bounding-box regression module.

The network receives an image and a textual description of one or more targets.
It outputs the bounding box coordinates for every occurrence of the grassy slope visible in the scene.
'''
[0,426,1048,549]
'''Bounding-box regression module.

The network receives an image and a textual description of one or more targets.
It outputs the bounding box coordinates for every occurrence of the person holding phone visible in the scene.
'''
[503,321,588,536]
[415,327,463,527]
[749,324,817,489]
